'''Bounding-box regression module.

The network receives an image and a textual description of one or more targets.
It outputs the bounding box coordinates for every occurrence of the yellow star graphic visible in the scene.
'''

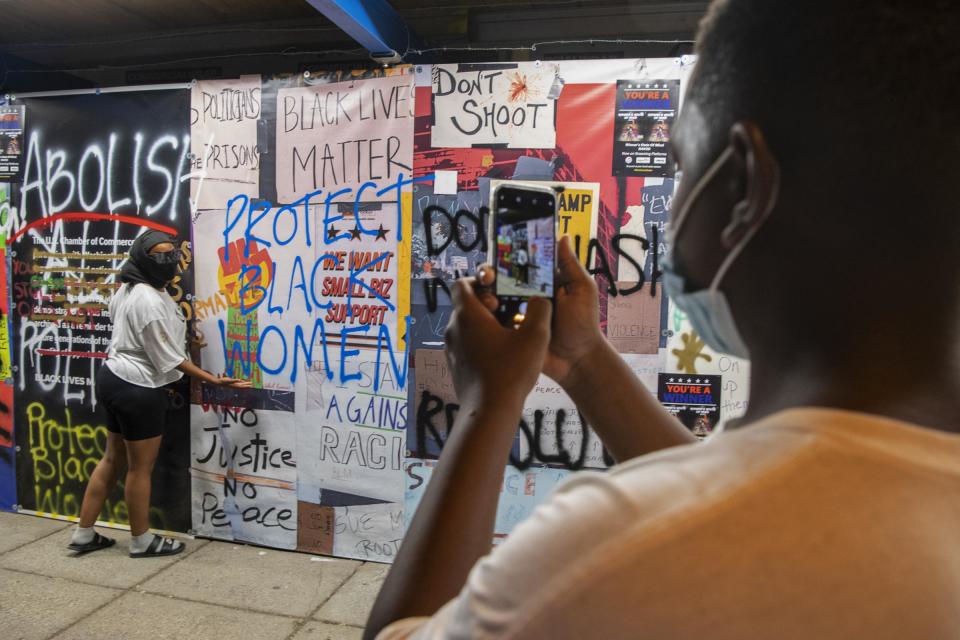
[671,331,712,374]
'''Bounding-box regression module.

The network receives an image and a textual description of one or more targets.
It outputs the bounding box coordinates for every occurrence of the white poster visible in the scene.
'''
[190,402,298,549]
[275,73,415,204]
[300,350,407,504]
[192,470,298,550]
[405,459,568,543]
[190,404,297,484]
[519,375,606,469]
[431,62,557,148]
[190,75,261,211]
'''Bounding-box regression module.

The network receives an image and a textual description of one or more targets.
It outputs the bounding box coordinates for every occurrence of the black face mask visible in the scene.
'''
[119,230,180,289]
[148,249,180,283]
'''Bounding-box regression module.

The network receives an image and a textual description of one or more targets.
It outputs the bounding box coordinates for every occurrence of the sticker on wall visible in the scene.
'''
[612,80,679,177]
[0,105,24,180]
[657,373,722,439]
[431,62,557,149]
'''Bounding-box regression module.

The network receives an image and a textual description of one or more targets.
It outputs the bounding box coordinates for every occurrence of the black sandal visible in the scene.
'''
[129,535,184,558]
[67,532,116,555]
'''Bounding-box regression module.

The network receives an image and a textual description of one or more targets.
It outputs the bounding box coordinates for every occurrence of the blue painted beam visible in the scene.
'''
[304,0,425,59]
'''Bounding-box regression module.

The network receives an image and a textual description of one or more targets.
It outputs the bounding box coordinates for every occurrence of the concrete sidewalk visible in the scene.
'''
[0,511,386,640]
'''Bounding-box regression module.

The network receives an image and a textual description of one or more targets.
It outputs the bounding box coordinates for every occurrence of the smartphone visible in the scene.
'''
[489,183,559,327]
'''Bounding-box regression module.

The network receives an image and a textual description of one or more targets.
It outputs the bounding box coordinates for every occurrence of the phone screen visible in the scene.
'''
[493,186,556,319]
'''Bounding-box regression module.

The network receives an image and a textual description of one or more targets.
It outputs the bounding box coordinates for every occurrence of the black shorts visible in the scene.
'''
[96,364,168,441]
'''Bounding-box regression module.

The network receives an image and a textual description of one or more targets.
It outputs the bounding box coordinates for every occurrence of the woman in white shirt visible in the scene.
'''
[68,230,249,558]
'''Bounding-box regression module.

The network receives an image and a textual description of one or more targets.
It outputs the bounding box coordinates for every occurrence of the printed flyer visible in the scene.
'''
[657,373,722,438]
[0,105,24,179]
[612,80,679,177]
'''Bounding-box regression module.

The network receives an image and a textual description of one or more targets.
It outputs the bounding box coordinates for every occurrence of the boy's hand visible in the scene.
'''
[445,276,552,411]
[473,236,605,390]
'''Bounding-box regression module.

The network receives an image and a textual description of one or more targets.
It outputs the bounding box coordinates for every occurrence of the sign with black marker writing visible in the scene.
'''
[190,75,262,210]
[405,458,568,547]
[431,63,557,149]
[190,404,298,549]
[275,73,415,203]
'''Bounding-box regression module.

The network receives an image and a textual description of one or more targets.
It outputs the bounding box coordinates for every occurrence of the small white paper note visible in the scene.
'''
[434,170,458,195]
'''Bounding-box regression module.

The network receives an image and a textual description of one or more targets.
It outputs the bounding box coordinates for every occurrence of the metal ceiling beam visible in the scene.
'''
[303,0,424,60]
[470,3,706,43]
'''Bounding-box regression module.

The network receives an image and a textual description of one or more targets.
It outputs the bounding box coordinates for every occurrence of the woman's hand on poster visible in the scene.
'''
[445,275,552,411]
[474,236,605,390]
[212,373,252,389]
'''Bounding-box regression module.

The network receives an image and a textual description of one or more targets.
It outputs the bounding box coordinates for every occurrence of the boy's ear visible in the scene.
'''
[720,121,780,249]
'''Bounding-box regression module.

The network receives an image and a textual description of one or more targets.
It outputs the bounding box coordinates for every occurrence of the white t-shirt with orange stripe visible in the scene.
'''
[379,408,960,639]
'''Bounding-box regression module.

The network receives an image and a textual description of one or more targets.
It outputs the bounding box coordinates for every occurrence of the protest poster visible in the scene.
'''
[313,201,400,347]
[298,501,404,562]
[192,468,298,550]
[607,282,662,354]
[612,80,679,177]
[410,186,487,286]
[299,346,407,561]
[405,458,568,544]
[408,348,455,460]
[275,73,415,203]
[657,373,722,439]
[301,350,408,504]
[190,75,262,210]
[189,403,298,549]
[431,62,557,149]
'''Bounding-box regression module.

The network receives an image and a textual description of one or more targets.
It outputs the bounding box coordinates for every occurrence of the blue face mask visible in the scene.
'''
[662,147,763,359]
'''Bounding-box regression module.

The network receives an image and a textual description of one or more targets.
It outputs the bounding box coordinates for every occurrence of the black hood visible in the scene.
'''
[119,230,178,289]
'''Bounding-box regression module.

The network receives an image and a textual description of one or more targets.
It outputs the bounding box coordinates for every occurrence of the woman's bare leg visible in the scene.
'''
[78,433,127,528]
[124,436,162,536]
